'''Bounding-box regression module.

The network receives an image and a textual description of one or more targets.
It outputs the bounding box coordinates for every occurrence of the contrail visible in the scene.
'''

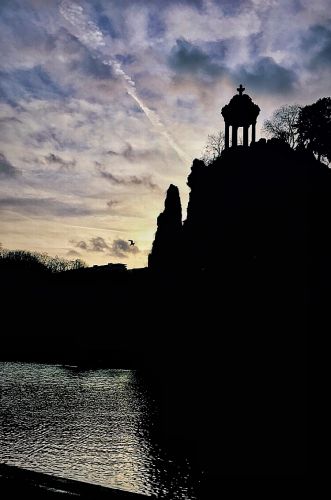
[59,1,189,163]
[5,211,124,233]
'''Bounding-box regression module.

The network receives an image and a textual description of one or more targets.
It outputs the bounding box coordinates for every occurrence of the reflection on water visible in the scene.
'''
[0,363,197,499]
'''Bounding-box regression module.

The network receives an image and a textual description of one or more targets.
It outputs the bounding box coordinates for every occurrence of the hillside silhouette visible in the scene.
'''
[150,138,311,279]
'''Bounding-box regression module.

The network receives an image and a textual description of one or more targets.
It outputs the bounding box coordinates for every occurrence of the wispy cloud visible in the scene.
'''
[236,57,297,95]
[96,163,159,190]
[106,199,120,210]
[105,142,159,162]
[59,0,189,163]
[89,236,110,252]
[0,196,90,216]
[67,249,81,257]
[111,238,139,258]
[45,153,76,169]
[71,236,140,258]
[168,38,225,78]
[0,153,20,177]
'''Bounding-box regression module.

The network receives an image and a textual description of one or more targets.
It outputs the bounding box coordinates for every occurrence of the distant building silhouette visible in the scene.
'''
[92,263,127,272]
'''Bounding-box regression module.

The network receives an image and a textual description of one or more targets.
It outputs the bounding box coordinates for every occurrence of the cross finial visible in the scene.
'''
[237,84,245,96]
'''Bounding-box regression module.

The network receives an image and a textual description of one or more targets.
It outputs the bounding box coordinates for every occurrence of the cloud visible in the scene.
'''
[75,240,88,250]
[219,0,250,16]
[60,1,189,163]
[236,57,297,94]
[55,28,116,81]
[60,1,105,50]
[90,236,110,252]
[0,2,57,72]
[106,199,120,210]
[168,40,297,95]
[105,142,159,162]
[45,153,76,169]
[28,125,85,151]
[0,66,68,104]
[0,116,22,125]
[71,236,140,258]
[96,163,159,190]
[110,238,139,258]
[0,196,90,216]
[168,38,225,78]
[71,237,110,252]
[105,150,119,157]
[302,22,331,70]
[164,0,260,43]
[0,153,20,177]
[122,142,154,161]
[67,249,80,257]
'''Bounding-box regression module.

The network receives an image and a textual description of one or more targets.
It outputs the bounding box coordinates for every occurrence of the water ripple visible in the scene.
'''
[0,362,198,499]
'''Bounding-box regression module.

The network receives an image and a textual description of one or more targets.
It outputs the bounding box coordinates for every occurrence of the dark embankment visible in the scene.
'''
[0,464,151,499]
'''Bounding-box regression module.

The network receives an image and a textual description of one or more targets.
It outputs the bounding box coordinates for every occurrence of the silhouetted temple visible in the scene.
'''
[148,85,318,282]
[221,84,260,147]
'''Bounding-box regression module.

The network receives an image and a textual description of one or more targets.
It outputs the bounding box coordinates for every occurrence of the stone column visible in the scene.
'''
[243,126,249,147]
[225,122,229,149]
[251,122,256,143]
[232,125,238,147]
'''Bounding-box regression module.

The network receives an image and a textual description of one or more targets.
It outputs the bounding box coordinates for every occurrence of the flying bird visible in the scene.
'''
[128,240,135,246]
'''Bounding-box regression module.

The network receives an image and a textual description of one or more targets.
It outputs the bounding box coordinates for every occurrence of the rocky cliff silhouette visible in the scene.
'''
[148,184,182,270]
[149,138,325,299]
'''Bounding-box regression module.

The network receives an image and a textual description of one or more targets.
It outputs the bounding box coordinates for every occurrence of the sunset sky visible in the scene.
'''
[0,0,330,267]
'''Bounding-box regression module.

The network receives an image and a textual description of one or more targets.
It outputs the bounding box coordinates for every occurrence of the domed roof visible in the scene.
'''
[221,85,260,126]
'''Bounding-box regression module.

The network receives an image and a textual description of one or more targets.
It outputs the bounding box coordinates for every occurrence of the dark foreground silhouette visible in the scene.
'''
[0,140,312,489]
[0,464,150,499]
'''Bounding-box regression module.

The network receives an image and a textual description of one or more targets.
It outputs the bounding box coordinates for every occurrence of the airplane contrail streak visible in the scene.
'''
[59,1,189,164]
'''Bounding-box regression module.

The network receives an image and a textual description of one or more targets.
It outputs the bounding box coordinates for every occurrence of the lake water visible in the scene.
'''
[0,362,199,499]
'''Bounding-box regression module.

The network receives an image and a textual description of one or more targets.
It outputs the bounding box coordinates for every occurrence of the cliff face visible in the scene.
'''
[183,140,307,273]
[149,139,329,286]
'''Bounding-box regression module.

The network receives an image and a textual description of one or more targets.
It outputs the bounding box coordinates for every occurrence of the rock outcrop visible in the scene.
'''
[148,184,182,270]
[149,138,328,291]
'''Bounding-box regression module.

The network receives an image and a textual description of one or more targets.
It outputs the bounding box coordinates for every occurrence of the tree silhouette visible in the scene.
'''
[201,130,225,165]
[296,97,331,164]
[262,104,301,148]
[0,248,86,273]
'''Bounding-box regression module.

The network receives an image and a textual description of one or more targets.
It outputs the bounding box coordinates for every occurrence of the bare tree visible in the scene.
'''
[262,104,301,148]
[43,255,86,272]
[201,130,225,165]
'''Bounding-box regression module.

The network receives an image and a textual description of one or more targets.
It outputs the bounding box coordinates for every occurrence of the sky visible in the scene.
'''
[0,0,330,268]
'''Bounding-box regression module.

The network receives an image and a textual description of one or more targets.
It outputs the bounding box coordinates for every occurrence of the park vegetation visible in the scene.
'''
[202,96,331,165]
[0,246,85,274]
